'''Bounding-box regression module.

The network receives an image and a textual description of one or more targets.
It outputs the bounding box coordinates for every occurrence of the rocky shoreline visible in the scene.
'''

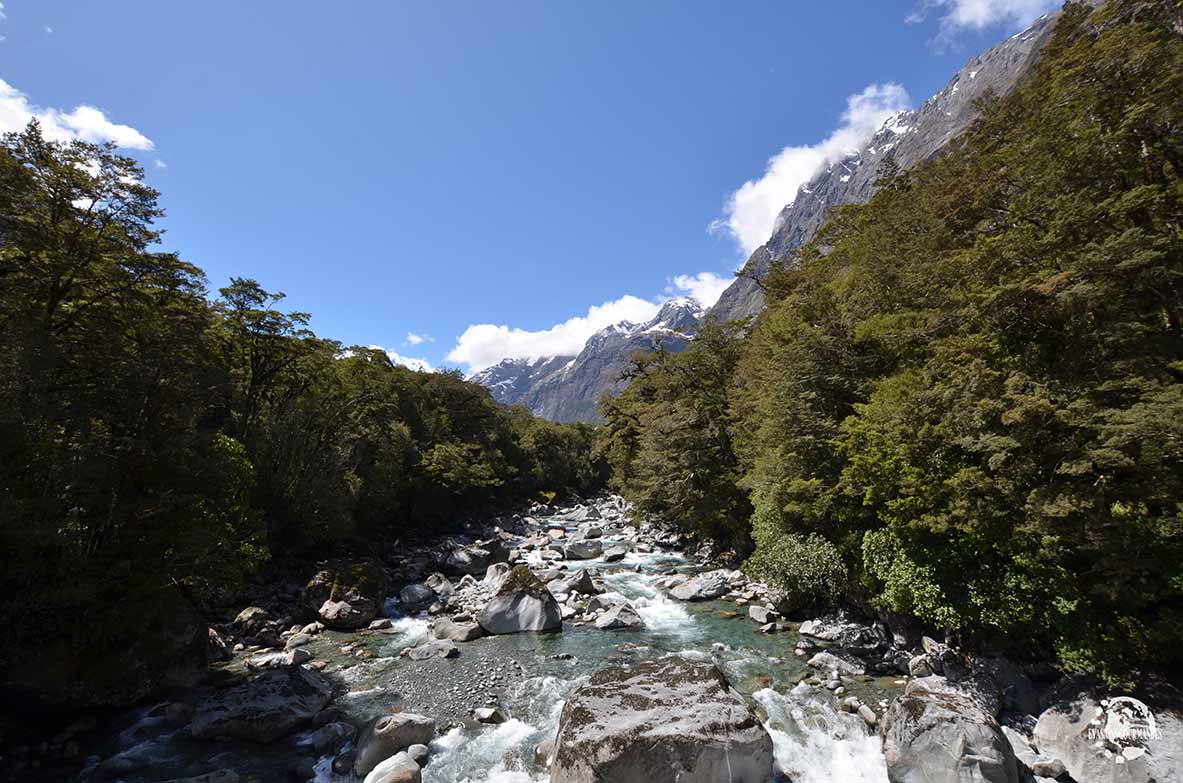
[4,495,1180,783]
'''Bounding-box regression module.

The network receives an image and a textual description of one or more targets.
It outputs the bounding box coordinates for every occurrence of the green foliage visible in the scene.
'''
[602,1,1183,681]
[0,121,604,706]
[744,490,848,610]
[598,321,752,547]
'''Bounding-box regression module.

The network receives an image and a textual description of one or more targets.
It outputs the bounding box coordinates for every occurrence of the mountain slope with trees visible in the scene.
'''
[601,0,1183,684]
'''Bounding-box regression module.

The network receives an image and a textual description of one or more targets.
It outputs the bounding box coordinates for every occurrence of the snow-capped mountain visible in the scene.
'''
[709,9,1068,323]
[470,298,703,423]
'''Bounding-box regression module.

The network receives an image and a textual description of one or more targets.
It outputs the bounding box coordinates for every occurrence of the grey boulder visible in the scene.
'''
[431,616,485,643]
[881,676,1018,783]
[594,602,644,630]
[363,751,421,783]
[190,667,333,743]
[354,713,437,776]
[669,571,728,601]
[563,539,603,561]
[1033,695,1155,783]
[478,566,561,635]
[303,559,387,630]
[399,583,434,606]
[550,656,773,783]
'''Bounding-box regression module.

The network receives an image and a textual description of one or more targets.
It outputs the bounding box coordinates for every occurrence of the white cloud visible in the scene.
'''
[404,332,433,346]
[908,0,1059,40]
[367,345,433,372]
[713,82,911,258]
[154,158,168,169]
[447,294,662,372]
[43,25,52,35]
[668,272,731,309]
[0,78,154,150]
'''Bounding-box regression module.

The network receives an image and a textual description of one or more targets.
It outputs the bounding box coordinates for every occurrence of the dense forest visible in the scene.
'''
[599,0,1183,684]
[0,124,603,708]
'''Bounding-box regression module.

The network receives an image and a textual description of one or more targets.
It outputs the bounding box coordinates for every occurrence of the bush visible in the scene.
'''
[744,492,848,611]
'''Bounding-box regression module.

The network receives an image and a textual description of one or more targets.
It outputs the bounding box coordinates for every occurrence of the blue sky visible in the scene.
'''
[0,0,1060,371]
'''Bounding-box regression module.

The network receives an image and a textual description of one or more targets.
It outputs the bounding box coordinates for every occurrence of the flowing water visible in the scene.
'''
[83,523,895,782]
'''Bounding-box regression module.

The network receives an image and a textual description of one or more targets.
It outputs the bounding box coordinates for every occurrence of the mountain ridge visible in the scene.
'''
[469,298,703,422]
[708,9,1066,322]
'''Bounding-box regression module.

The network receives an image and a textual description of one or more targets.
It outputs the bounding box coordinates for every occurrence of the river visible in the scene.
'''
[83,502,899,783]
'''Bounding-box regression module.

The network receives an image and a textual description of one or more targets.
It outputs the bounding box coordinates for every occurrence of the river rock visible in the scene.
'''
[208,627,231,661]
[405,639,459,660]
[1001,726,1066,780]
[587,592,629,612]
[484,562,511,585]
[399,583,434,606]
[444,545,493,576]
[594,602,644,630]
[431,616,485,642]
[233,606,270,635]
[424,572,454,596]
[551,569,601,596]
[551,656,773,783]
[245,648,311,668]
[354,713,437,776]
[669,571,729,601]
[473,706,507,724]
[303,559,387,629]
[563,539,603,561]
[190,667,333,743]
[602,545,629,563]
[1033,694,1153,783]
[363,751,421,783]
[881,676,1018,783]
[748,605,780,625]
[807,651,865,677]
[284,632,314,650]
[477,565,562,634]
[445,539,509,576]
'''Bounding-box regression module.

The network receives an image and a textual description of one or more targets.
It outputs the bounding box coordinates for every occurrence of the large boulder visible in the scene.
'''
[354,713,437,776]
[190,667,333,743]
[881,676,1018,783]
[399,583,434,607]
[1033,694,1157,783]
[478,566,561,634]
[431,616,485,642]
[444,539,509,576]
[669,571,729,601]
[806,651,865,677]
[303,559,387,630]
[233,606,271,635]
[550,569,602,596]
[363,751,421,783]
[594,602,644,630]
[563,539,603,561]
[550,656,773,783]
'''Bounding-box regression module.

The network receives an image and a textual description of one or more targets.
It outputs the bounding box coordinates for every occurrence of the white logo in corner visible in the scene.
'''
[1086,696,1160,764]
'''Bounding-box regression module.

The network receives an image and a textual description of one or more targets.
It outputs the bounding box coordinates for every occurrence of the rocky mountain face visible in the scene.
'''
[470,298,702,423]
[708,10,1066,323]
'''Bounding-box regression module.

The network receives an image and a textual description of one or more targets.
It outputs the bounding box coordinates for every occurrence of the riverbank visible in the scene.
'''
[5,495,1180,783]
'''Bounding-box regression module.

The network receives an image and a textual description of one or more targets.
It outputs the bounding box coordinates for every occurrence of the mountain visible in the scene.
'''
[709,10,1065,323]
[470,298,703,423]
[476,9,1077,422]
